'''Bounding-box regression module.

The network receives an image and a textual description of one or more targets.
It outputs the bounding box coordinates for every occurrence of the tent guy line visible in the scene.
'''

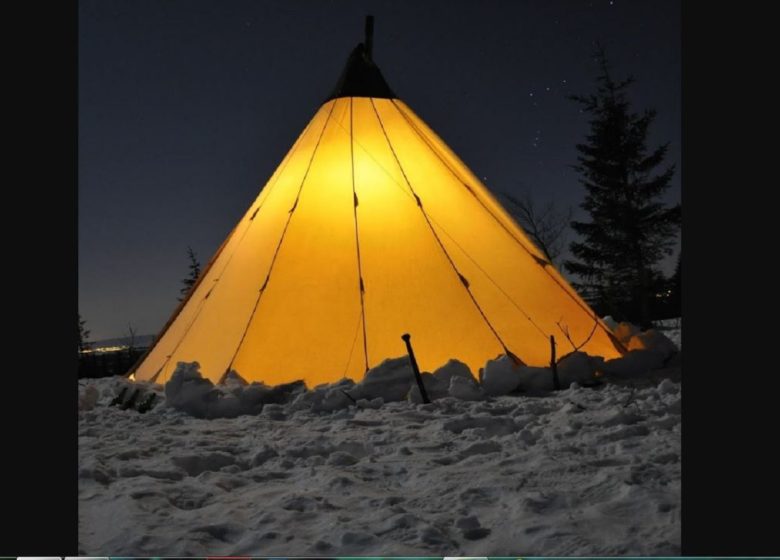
[222,100,340,381]
[336,99,554,343]
[393,98,623,351]
[135,115,318,384]
[370,96,523,365]
[349,97,370,373]
[330,101,550,342]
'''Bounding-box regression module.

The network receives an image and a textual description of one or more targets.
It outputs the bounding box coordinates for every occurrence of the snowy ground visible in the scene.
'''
[79,323,680,557]
[654,318,682,349]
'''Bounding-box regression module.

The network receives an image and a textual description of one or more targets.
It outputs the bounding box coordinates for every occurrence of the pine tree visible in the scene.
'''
[179,246,202,302]
[565,45,681,327]
[78,313,91,353]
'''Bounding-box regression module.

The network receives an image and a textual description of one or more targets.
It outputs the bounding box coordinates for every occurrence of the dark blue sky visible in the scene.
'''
[79,0,680,341]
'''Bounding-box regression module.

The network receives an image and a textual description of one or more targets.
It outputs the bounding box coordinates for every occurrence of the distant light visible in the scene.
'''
[129,373,136,381]
[80,344,138,355]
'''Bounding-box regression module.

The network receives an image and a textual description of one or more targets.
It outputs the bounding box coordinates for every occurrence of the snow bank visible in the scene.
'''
[78,384,99,411]
[481,355,521,395]
[407,373,449,404]
[627,329,678,358]
[433,359,475,385]
[140,320,680,419]
[78,321,681,554]
[79,374,681,556]
[165,362,306,419]
[590,318,681,380]
[601,328,679,379]
[557,352,599,385]
[350,357,416,402]
[448,375,486,401]
[481,351,602,395]
[602,315,619,331]
[613,321,641,343]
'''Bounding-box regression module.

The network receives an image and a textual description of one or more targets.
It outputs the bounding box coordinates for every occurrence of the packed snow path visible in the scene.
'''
[79,370,680,556]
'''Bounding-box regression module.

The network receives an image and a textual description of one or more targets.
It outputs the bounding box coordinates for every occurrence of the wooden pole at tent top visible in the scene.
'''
[365,15,374,61]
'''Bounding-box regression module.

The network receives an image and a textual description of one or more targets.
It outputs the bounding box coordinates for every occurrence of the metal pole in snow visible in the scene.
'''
[550,335,561,391]
[401,333,431,404]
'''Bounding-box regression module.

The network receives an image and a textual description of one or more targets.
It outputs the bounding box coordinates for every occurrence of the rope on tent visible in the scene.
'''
[223,99,339,376]
[370,98,524,365]
[331,109,549,344]
[392,99,624,353]
[135,116,316,383]
[342,306,364,378]
[433,225,550,341]
[153,210,265,382]
[147,364,165,384]
[349,97,370,373]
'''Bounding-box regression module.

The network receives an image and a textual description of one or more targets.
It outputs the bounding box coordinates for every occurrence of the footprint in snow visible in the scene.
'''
[463,527,492,540]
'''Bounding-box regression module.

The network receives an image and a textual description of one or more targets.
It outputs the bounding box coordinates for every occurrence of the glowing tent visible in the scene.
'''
[132,18,624,387]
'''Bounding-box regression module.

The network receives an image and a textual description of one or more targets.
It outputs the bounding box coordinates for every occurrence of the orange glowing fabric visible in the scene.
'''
[132,97,623,386]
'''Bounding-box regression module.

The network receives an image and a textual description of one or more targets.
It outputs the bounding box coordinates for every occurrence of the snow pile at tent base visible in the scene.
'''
[100,321,678,420]
[78,350,680,556]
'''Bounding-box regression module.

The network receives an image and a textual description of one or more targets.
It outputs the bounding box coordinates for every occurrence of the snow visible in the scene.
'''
[600,321,680,381]
[481,355,522,396]
[79,326,681,555]
[349,356,417,402]
[654,317,682,349]
[613,322,641,343]
[164,363,308,419]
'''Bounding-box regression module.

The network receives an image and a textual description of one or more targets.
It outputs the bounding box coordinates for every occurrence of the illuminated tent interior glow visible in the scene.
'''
[131,17,624,386]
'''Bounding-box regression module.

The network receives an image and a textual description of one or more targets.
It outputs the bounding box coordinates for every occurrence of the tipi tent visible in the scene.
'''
[132,18,624,387]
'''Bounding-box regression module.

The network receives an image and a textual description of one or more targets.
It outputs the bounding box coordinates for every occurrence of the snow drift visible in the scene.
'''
[78,320,680,556]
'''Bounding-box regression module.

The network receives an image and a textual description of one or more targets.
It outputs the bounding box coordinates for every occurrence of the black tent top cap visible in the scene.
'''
[326,16,397,101]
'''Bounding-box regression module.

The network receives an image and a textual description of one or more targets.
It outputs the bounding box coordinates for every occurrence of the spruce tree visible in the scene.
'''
[179,246,202,302]
[565,45,680,326]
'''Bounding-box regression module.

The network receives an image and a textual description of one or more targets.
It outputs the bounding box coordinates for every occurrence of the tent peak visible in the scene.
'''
[325,16,396,101]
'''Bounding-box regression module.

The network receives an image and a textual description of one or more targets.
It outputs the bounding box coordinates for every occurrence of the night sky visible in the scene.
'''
[79,0,681,341]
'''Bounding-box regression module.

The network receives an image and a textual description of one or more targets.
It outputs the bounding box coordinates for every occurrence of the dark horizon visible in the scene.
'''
[79,0,681,341]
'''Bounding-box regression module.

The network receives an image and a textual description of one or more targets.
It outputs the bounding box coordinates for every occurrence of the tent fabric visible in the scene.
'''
[132,95,624,387]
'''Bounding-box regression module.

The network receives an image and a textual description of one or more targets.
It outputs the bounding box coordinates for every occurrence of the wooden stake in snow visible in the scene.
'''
[550,335,561,391]
[401,333,431,404]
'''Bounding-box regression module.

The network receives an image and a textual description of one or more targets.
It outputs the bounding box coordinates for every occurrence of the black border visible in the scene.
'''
[4,0,78,555]
[680,1,779,556]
